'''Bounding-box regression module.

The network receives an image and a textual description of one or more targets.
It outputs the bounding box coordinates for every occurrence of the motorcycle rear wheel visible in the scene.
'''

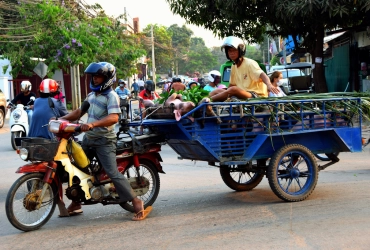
[6,173,57,232]
[120,159,160,212]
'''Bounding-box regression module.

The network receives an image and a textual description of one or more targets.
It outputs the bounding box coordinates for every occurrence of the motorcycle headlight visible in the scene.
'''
[12,109,22,121]
[19,148,29,161]
[49,120,63,133]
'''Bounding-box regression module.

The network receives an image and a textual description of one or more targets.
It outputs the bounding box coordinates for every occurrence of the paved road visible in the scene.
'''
[1,121,370,249]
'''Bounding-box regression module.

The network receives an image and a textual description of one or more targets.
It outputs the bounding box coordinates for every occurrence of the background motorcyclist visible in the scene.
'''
[203,70,221,92]
[60,62,152,220]
[115,79,131,119]
[28,79,68,139]
[7,80,36,123]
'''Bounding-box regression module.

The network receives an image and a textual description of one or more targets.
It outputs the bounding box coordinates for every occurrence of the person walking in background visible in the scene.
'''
[131,79,139,99]
[163,79,170,92]
[137,78,145,91]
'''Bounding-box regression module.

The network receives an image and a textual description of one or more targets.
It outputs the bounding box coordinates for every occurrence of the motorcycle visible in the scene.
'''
[7,96,35,150]
[119,94,130,120]
[5,98,165,232]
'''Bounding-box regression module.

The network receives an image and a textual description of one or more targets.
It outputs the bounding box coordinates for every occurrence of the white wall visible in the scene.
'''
[356,31,370,48]
[0,58,13,100]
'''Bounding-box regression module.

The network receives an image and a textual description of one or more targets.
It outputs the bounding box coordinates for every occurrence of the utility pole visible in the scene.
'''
[151,25,156,88]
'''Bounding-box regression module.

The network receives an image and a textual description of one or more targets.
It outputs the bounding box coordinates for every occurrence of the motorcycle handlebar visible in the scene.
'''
[74,125,92,133]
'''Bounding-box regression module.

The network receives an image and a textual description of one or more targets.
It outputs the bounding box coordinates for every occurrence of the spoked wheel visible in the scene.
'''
[267,144,318,202]
[314,152,340,161]
[120,159,160,212]
[5,173,57,231]
[11,131,23,150]
[220,164,264,191]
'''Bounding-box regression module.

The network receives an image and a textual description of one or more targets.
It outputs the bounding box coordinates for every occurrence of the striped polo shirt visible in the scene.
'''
[84,88,120,139]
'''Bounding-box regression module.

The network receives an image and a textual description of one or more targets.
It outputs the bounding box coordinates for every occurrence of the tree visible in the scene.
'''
[142,24,173,75]
[167,24,193,76]
[178,37,216,75]
[211,46,226,72]
[166,0,370,93]
[0,0,145,78]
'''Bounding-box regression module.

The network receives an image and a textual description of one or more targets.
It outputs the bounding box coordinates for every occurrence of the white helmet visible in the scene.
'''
[221,36,246,60]
[208,70,221,83]
[20,80,32,92]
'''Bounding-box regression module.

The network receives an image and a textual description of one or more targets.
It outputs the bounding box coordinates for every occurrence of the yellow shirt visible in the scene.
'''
[230,57,268,97]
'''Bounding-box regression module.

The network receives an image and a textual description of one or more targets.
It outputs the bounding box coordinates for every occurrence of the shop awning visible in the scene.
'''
[324,31,346,43]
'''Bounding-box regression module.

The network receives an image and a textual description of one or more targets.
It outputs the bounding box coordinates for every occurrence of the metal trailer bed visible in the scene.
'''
[128,97,363,202]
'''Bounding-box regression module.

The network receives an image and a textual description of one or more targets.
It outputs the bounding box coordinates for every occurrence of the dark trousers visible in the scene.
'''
[82,136,136,202]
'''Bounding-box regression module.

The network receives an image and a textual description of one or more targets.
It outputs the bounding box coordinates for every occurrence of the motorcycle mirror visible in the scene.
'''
[30,96,35,101]
[48,97,55,109]
[80,101,90,114]
[48,97,59,120]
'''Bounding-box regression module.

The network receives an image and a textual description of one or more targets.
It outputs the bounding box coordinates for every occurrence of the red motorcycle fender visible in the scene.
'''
[16,162,63,200]
[139,152,165,174]
[116,152,165,174]
[16,162,49,173]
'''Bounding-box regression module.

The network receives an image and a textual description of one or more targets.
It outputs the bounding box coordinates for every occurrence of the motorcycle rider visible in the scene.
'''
[203,70,221,92]
[115,79,131,119]
[59,62,152,220]
[28,79,68,139]
[7,80,36,123]
[208,36,279,101]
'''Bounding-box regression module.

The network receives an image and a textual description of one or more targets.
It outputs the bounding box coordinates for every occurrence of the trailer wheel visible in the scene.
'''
[267,144,318,202]
[220,164,264,191]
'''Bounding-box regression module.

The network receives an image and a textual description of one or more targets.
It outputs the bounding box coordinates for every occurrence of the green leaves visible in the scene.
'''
[157,86,210,105]
[0,1,145,79]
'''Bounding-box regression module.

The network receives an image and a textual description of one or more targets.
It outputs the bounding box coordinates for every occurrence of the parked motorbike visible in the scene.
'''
[7,96,35,150]
[5,98,165,232]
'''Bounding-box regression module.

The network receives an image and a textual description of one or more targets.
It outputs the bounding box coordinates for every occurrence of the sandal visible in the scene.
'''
[132,206,153,221]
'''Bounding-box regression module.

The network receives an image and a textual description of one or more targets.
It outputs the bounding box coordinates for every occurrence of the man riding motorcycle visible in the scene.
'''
[59,62,152,220]
[115,79,131,120]
[7,80,36,123]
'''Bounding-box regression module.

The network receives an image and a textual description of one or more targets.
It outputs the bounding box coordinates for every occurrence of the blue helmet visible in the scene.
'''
[85,62,116,92]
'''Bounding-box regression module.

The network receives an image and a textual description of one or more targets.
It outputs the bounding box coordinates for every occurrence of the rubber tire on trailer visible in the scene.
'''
[11,131,24,150]
[267,144,318,202]
[120,159,160,212]
[5,173,57,232]
[220,165,264,191]
[314,152,340,161]
[0,109,4,128]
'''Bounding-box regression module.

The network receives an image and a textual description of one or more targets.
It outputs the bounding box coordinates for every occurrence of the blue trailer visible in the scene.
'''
[128,97,363,202]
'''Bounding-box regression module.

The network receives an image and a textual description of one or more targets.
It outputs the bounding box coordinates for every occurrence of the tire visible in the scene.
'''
[314,152,340,161]
[5,173,57,232]
[220,164,264,191]
[0,109,4,128]
[120,108,127,120]
[120,159,160,212]
[267,144,318,202]
[11,131,24,150]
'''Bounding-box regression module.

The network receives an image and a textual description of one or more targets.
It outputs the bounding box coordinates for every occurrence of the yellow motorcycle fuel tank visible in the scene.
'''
[67,140,90,168]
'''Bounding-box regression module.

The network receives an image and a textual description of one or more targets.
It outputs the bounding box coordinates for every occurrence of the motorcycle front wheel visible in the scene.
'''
[11,131,25,150]
[6,173,57,232]
[120,159,160,212]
